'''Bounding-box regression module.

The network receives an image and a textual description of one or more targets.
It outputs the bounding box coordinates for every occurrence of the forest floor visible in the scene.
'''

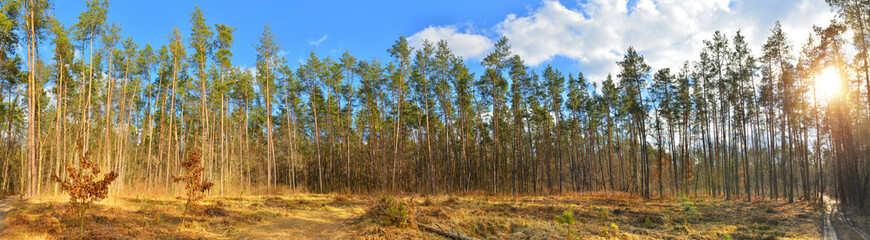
[0,193,826,239]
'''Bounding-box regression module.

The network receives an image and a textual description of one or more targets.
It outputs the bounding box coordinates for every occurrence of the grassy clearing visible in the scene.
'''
[0,194,366,239]
[1,193,821,239]
[356,193,821,239]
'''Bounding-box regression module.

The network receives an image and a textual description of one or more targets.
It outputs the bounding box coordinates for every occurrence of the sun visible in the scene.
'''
[815,67,841,101]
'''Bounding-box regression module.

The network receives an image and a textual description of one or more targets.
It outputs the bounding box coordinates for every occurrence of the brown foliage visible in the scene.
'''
[173,150,214,217]
[50,138,118,236]
[51,139,118,205]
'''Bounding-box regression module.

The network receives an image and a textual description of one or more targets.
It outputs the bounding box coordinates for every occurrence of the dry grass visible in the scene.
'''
[355,194,822,240]
[0,194,361,240]
[1,193,822,239]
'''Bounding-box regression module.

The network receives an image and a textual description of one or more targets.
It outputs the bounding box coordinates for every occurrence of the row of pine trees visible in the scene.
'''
[1,0,869,209]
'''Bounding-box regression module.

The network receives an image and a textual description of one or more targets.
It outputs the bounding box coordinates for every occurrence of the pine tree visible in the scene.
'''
[651,68,674,198]
[213,23,234,195]
[23,0,51,197]
[189,7,213,186]
[49,19,73,195]
[480,36,510,193]
[255,25,279,194]
[387,36,411,192]
[617,47,652,199]
[732,31,756,201]
[542,65,565,192]
[508,54,527,195]
[167,28,186,193]
[73,0,108,153]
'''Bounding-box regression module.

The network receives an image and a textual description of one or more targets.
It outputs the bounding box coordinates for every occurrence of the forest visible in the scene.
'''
[0,0,869,239]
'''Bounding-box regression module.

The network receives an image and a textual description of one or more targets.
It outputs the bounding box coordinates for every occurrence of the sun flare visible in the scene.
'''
[816,67,841,100]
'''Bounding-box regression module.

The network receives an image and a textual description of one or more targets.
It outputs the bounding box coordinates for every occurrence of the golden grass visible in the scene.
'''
[355,194,822,240]
[1,193,822,239]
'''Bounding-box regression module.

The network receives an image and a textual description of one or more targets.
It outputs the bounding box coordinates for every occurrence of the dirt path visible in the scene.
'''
[824,196,870,240]
[0,196,13,233]
[824,196,840,240]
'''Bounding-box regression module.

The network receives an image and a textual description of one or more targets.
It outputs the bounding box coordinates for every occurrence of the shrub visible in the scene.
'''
[51,139,118,237]
[556,209,579,239]
[555,209,575,224]
[443,196,459,205]
[173,150,214,220]
[383,196,409,226]
[364,196,413,227]
[596,206,610,220]
[604,223,620,238]
[681,196,698,215]
[680,194,699,223]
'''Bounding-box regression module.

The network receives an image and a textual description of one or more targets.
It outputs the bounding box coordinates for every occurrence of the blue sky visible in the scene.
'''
[53,0,535,74]
[52,0,836,83]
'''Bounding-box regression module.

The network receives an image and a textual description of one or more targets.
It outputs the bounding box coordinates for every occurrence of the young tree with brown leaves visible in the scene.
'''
[51,139,118,237]
[173,150,214,219]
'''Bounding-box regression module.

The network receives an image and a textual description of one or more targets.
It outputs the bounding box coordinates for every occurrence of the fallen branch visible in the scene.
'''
[416,221,476,240]
[372,197,475,240]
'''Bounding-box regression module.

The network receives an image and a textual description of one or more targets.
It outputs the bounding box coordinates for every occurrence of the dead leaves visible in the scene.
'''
[173,150,215,218]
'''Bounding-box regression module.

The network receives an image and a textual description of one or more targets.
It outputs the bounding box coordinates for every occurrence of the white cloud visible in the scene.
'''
[410,0,836,82]
[408,25,494,59]
[308,34,328,47]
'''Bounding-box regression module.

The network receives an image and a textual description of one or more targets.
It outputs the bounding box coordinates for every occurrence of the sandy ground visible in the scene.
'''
[0,197,13,233]
[823,196,839,240]
[230,206,362,239]
[824,195,870,240]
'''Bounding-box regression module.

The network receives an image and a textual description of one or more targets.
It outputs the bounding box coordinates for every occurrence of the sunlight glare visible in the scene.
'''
[816,67,841,100]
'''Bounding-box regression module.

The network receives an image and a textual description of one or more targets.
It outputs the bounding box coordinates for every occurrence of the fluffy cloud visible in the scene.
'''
[410,0,836,82]
[408,26,494,59]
